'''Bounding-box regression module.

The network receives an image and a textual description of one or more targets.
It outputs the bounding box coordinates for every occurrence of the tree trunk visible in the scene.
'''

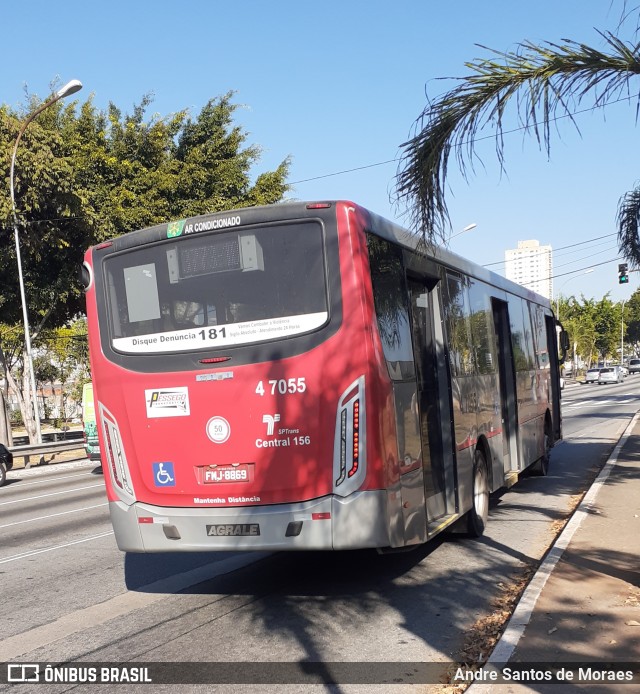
[0,347,13,446]
[0,390,11,446]
[3,352,38,444]
[21,358,38,443]
[0,341,42,444]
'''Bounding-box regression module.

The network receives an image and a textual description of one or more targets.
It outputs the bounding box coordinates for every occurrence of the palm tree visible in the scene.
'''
[395,29,640,263]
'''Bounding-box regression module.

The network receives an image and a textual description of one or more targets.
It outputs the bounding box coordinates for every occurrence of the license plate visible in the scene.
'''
[207,524,260,536]
[202,464,253,484]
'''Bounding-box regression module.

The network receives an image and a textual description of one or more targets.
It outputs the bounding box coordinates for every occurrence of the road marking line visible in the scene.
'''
[563,398,637,411]
[6,470,99,486]
[0,503,108,529]
[0,531,115,564]
[0,484,105,506]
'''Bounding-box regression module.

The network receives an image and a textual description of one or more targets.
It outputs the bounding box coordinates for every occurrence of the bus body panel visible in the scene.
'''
[85,200,562,552]
[87,206,391,513]
[93,341,356,507]
[108,490,389,552]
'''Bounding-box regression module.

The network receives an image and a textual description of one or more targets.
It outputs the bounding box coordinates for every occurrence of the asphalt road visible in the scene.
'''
[1,378,638,693]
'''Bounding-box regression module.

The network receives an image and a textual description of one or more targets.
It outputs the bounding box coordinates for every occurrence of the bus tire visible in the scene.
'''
[531,422,551,476]
[467,449,489,537]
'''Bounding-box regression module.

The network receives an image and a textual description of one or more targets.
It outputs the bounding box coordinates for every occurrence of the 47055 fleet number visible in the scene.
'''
[255,378,306,396]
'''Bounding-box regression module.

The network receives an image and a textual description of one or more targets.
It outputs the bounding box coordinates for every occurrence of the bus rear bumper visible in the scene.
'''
[108,491,390,552]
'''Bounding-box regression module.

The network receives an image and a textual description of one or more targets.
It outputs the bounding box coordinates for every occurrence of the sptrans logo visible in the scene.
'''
[262,414,281,435]
[145,387,190,418]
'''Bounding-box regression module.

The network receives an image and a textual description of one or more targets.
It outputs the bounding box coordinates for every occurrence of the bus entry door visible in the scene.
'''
[408,280,455,525]
[492,299,519,475]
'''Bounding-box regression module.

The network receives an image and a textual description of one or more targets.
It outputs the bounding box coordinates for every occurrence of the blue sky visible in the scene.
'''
[2,0,638,303]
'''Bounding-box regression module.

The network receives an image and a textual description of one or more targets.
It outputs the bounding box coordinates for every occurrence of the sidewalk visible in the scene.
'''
[470,413,640,691]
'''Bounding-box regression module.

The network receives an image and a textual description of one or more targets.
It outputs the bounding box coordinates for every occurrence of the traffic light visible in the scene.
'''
[619,263,629,284]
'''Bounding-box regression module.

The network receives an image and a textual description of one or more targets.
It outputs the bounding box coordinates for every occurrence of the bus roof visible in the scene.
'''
[89,200,551,310]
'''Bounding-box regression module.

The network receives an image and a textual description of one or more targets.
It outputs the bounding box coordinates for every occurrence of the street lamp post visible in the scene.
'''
[9,79,82,444]
[448,223,477,242]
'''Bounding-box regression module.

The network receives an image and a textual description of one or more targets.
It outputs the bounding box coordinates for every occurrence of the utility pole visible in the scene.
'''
[621,299,626,365]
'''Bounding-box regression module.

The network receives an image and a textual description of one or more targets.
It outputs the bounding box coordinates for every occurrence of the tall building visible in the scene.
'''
[504,240,553,299]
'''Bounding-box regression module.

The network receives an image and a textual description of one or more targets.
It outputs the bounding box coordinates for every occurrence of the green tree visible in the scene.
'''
[37,319,89,424]
[593,296,619,362]
[0,88,291,442]
[556,294,628,369]
[395,7,640,266]
[556,295,596,371]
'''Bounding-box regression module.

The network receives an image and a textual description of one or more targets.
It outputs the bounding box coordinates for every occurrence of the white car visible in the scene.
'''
[628,358,640,375]
[585,368,602,384]
[598,366,624,384]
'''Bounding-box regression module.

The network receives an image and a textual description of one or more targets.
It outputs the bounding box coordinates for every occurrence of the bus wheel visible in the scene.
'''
[531,424,551,476]
[467,450,489,537]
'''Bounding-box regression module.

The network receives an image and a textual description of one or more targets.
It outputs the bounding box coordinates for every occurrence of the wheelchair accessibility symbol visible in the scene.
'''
[153,462,176,487]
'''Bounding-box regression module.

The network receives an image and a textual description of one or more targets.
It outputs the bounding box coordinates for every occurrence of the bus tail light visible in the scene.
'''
[333,376,366,496]
[199,356,231,364]
[99,404,135,504]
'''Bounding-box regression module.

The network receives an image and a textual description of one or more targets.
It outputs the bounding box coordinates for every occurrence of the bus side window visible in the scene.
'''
[367,235,419,463]
[528,303,550,369]
[366,237,415,380]
[443,272,474,378]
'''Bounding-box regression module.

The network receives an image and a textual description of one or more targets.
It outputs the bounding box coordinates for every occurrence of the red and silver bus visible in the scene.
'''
[83,200,565,552]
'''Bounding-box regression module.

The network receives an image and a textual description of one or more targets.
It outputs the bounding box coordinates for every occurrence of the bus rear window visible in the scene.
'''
[103,222,328,353]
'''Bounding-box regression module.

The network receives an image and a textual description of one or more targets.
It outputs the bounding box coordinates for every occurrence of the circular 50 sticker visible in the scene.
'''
[206,416,231,444]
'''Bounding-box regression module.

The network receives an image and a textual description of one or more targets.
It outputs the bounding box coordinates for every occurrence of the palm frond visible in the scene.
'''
[617,185,640,266]
[396,32,640,243]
